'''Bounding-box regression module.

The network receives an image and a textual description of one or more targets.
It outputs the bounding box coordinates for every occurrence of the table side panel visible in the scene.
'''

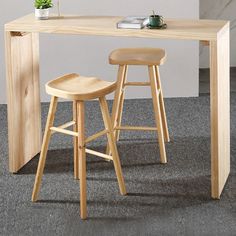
[5,32,42,172]
[210,25,230,198]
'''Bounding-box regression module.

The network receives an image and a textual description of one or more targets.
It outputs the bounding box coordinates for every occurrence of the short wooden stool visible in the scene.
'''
[107,48,170,163]
[32,73,127,219]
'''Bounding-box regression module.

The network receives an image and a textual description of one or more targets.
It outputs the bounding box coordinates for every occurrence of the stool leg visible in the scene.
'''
[155,66,170,142]
[32,96,58,202]
[148,66,167,164]
[116,65,128,141]
[73,101,79,179]
[99,96,127,195]
[77,101,87,219]
[106,65,127,155]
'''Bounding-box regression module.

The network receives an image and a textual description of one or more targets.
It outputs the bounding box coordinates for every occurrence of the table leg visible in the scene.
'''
[5,31,41,173]
[210,24,230,199]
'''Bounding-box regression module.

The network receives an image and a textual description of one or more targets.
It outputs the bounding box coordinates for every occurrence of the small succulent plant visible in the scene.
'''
[34,0,53,9]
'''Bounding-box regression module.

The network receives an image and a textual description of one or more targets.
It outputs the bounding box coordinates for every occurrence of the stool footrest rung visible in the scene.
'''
[116,126,157,131]
[124,82,150,86]
[50,125,78,136]
[85,129,108,144]
[51,121,76,134]
[85,148,113,161]
[58,121,75,129]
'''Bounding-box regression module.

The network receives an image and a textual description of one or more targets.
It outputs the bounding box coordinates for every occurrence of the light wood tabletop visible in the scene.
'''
[5,14,228,40]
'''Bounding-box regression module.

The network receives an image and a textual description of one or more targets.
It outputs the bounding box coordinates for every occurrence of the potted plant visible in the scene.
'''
[34,0,53,20]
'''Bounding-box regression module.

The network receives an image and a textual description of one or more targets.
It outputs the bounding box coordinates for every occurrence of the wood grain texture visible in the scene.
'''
[210,23,230,199]
[5,31,41,173]
[5,14,228,41]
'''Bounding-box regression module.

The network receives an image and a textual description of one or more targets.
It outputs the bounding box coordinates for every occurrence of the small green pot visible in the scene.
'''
[149,15,164,27]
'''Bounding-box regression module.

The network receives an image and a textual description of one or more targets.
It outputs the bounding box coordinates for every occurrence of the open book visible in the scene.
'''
[117,16,149,29]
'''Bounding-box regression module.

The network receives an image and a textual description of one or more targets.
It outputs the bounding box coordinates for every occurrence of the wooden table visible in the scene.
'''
[4,14,230,199]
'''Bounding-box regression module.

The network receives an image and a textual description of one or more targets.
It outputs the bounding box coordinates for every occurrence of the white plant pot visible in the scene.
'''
[35,8,50,20]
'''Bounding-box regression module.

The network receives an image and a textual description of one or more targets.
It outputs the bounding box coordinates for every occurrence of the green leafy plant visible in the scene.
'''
[34,0,53,9]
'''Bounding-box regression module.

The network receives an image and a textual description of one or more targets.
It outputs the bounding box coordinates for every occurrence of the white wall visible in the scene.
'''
[0,0,199,104]
[200,0,236,68]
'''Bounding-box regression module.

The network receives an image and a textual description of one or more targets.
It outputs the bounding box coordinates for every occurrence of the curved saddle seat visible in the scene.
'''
[46,73,116,100]
[109,48,166,65]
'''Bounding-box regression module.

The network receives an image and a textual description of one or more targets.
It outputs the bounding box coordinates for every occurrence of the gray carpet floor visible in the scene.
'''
[0,95,236,236]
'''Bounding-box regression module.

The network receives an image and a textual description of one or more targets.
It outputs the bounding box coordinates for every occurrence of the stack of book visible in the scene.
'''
[117,16,149,29]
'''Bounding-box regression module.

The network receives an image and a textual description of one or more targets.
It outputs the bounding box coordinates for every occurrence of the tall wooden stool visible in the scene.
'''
[107,48,170,164]
[32,73,127,219]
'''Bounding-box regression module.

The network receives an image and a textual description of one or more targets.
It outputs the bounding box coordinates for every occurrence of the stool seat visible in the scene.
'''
[46,73,116,100]
[109,48,166,65]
